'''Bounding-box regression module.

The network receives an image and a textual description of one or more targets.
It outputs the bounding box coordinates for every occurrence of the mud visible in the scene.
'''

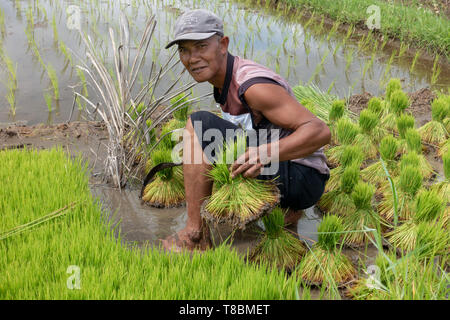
[347,87,436,126]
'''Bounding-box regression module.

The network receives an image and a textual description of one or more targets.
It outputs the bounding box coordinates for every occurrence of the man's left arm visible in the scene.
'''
[231,83,331,178]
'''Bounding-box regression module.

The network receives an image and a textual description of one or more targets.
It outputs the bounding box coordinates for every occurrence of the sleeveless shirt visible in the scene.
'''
[213,53,330,176]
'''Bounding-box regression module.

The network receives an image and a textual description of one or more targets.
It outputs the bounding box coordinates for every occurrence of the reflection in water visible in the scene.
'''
[0,0,448,125]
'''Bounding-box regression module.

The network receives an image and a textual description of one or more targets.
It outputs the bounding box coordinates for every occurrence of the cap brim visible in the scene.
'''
[165,32,217,49]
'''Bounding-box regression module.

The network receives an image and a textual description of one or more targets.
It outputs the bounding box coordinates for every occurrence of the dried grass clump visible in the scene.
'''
[297,215,356,287]
[249,208,306,271]
[201,135,280,229]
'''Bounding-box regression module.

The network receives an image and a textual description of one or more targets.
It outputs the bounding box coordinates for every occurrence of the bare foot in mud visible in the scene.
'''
[160,226,212,253]
[284,209,304,227]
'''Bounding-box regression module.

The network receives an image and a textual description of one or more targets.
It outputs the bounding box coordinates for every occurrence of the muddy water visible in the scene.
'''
[90,183,325,255]
[0,0,449,125]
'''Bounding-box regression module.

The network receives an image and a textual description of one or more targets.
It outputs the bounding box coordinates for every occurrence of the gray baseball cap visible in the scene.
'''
[165,9,224,49]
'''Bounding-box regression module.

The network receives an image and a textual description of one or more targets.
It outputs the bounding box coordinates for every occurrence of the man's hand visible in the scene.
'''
[231,145,272,179]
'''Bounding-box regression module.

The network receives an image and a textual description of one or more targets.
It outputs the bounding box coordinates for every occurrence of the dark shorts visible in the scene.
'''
[190,111,329,210]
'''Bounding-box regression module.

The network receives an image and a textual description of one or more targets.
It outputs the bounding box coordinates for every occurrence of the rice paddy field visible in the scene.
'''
[0,0,449,301]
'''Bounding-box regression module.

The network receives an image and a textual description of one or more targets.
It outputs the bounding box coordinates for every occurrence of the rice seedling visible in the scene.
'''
[431,55,441,85]
[297,215,356,287]
[52,13,58,44]
[44,91,52,112]
[202,134,280,230]
[325,118,360,166]
[325,145,364,193]
[362,135,399,187]
[386,189,446,255]
[418,96,449,146]
[319,163,359,215]
[410,49,421,72]
[46,64,59,100]
[141,147,185,208]
[0,148,299,299]
[0,8,5,38]
[249,207,306,271]
[59,41,73,66]
[341,181,381,248]
[344,47,354,71]
[354,109,382,158]
[378,165,423,221]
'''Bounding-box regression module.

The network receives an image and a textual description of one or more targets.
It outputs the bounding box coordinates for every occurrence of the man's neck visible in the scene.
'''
[209,52,229,89]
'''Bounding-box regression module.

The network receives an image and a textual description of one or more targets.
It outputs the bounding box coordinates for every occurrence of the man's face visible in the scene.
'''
[177,36,227,84]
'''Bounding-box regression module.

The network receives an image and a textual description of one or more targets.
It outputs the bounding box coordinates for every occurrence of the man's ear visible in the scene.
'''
[219,36,229,55]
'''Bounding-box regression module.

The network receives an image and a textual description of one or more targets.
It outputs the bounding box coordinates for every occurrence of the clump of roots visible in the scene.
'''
[249,207,307,271]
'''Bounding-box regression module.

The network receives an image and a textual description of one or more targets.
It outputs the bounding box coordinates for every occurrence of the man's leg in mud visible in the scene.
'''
[284,208,304,227]
[161,117,213,251]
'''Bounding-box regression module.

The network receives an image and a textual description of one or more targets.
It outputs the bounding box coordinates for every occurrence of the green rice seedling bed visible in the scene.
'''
[0,147,299,299]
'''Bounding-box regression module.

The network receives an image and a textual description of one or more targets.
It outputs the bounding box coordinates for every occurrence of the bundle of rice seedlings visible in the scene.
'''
[342,182,380,248]
[249,207,307,271]
[361,135,399,186]
[297,215,356,287]
[354,109,382,158]
[395,113,415,154]
[326,145,364,193]
[325,118,360,166]
[201,134,280,229]
[418,97,449,145]
[385,78,402,103]
[404,128,434,178]
[413,221,449,259]
[141,148,185,208]
[328,99,346,145]
[389,89,410,116]
[381,86,409,132]
[367,97,384,117]
[378,165,423,221]
[386,189,446,254]
[319,163,359,215]
[431,149,449,203]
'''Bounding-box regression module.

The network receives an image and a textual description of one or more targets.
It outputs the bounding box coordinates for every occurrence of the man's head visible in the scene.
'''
[166,9,229,86]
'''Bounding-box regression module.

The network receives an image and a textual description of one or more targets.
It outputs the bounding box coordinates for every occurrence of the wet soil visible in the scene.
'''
[347,87,436,127]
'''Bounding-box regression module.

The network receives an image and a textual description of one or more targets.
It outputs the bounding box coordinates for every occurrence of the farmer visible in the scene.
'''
[161,9,331,252]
